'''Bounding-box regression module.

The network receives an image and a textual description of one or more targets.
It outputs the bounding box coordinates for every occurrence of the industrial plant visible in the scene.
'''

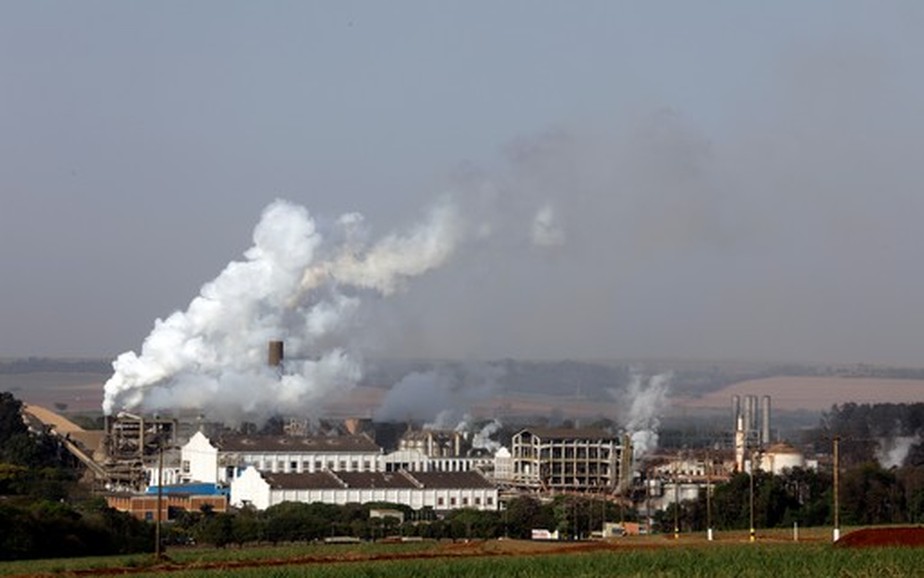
[21,340,816,532]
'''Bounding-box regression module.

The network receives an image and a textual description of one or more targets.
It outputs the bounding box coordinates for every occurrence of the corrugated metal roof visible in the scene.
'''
[410,471,495,489]
[216,433,381,453]
[336,472,418,489]
[264,471,346,490]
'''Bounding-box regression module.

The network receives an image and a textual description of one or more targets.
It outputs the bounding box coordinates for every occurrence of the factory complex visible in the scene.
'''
[22,344,813,525]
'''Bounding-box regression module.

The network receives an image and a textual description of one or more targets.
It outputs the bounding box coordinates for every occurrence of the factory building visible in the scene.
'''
[230,467,498,512]
[179,431,384,485]
[511,427,626,493]
[381,428,493,474]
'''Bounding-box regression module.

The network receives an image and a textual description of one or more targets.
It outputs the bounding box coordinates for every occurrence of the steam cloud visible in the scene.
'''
[103,198,462,420]
[876,434,921,469]
[614,372,672,460]
[373,363,504,425]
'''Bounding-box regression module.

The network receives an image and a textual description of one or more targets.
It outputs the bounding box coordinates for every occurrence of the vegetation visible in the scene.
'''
[0,391,153,560]
[2,541,923,578]
[815,402,924,465]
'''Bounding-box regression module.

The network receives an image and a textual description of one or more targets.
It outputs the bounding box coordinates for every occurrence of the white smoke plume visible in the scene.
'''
[471,418,503,453]
[373,363,504,424]
[876,434,921,469]
[102,198,461,421]
[613,372,672,460]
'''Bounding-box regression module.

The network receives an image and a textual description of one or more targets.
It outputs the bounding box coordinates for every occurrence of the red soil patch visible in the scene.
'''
[835,527,924,548]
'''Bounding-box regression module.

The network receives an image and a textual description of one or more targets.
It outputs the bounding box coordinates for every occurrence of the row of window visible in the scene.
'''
[434,496,494,507]
[255,459,374,473]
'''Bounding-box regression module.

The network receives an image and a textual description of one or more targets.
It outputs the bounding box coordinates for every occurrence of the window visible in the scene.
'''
[437,497,444,506]
[486,497,493,506]
[462,497,468,506]
[290,461,298,472]
[327,460,335,470]
[277,461,284,472]
[339,460,346,470]
[450,497,457,506]
[363,461,371,471]
[315,460,323,471]
[181,460,190,473]
[302,460,310,471]
[475,497,481,506]
[351,461,358,471]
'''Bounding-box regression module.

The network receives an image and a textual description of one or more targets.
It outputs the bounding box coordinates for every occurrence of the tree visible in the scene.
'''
[231,506,263,546]
[196,513,234,548]
[504,496,554,539]
[841,463,904,525]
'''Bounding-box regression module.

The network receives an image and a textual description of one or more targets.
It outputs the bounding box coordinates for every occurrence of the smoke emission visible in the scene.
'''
[103,198,462,420]
[613,371,672,459]
[373,363,504,425]
[876,434,921,469]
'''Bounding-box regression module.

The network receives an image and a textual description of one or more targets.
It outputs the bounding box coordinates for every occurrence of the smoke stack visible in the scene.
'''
[268,340,284,367]
[760,395,771,447]
[745,395,757,441]
[731,395,741,434]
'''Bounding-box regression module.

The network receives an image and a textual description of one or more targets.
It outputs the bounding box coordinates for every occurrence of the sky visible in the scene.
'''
[2,1,924,366]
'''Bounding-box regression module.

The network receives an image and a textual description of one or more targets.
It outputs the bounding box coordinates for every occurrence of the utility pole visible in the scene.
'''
[155,438,164,559]
[673,456,679,539]
[833,436,840,542]
[748,446,756,543]
[706,451,713,541]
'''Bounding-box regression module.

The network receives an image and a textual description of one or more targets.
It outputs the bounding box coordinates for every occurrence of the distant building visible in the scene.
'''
[179,431,384,485]
[493,446,513,484]
[758,442,807,475]
[381,428,494,474]
[230,467,498,512]
[105,491,227,521]
[511,427,626,492]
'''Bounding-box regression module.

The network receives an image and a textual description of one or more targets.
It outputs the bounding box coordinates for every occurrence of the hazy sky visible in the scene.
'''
[3,1,924,365]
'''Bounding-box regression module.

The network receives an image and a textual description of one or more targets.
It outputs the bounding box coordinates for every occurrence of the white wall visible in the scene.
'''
[230,466,271,510]
[228,468,499,512]
[182,431,219,484]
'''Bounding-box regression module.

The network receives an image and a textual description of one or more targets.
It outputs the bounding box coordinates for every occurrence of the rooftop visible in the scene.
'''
[216,433,381,453]
[517,427,619,441]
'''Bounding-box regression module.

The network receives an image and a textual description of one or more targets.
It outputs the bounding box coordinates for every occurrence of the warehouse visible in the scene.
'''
[230,467,498,512]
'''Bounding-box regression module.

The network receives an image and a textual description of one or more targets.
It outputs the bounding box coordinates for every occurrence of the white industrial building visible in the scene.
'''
[179,431,384,485]
[757,442,808,475]
[230,467,499,512]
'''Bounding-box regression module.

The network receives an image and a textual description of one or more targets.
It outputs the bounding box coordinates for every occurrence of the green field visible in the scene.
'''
[1,536,922,578]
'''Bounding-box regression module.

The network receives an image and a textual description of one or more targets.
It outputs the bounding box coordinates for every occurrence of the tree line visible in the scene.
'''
[164,495,627,548]
[0,391,153,560]
[664,463,924,533]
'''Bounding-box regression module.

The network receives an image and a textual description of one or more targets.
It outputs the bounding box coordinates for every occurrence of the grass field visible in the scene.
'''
[2,529,922,578]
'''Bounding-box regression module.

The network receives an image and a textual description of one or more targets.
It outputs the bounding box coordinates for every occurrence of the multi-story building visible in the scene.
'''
[179,431,383,485]
[511,427,626,492]
[381,429,493,473]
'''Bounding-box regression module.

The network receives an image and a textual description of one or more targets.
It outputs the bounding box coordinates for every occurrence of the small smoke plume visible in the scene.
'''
[471,418,503,453]
[103,198,461,421]
[373,363,504,425]
[613,372,672,460]
[876,434,921,469]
